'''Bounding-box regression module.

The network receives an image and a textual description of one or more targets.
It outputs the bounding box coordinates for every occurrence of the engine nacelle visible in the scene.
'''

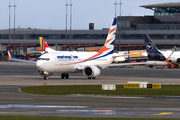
[37,70,53,77]
[83,65,101,77]
[168,57,180,64]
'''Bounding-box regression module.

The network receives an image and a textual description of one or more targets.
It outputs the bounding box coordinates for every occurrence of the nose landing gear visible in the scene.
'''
[44,76,48,80]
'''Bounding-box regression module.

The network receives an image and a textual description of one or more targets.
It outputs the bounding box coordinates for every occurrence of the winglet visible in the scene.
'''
[7,48,12,59]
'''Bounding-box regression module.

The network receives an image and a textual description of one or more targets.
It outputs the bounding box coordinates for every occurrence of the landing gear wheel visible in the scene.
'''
[92,77,96,79]
[65,73,69,79]
[88,77,91,79]
[61,73,65,79]
[44,76,48,80]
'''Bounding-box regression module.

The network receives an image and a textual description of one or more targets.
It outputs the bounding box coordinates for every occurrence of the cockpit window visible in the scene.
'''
[38,58,50,61]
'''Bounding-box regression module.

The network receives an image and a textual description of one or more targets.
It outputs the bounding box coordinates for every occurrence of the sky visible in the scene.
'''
[0,0,179,30]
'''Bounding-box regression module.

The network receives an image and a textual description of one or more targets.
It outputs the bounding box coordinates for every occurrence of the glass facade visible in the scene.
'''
[118,21,130,28]
[0,34,180,40]
[137,24,180,30]
[0,34,108,40]
[120,34,178,40]
[154,7,180,17]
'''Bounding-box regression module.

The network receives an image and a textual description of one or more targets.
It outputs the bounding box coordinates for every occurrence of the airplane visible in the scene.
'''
[143,34,178,67]
[8,18,164,80]
[39,37,126,62]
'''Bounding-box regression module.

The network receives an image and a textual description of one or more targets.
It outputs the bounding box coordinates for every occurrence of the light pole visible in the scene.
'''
[13,0,17,55]
[114,0,117,17]
[69,0,73,50]
[65,0,68,46]
[118,0,122,51]
[8,0,12,45]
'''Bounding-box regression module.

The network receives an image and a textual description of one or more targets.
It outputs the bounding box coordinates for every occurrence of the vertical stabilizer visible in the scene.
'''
[98,18,117,55]
[39,37,55,53]
[143,34,160,53]
[7,48,12,59]
[143,34,166,61]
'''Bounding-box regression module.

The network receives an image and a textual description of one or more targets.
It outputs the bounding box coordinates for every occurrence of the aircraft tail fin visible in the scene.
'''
[98,18,117,55]
[143,34,166,61]
[39,37,55,53]
[7,48,12,59]
[143,34,160,53]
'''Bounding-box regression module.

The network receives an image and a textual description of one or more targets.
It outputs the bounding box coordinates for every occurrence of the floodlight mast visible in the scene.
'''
[119,0,122,51]
[13,0,17,55]
[69,0,73,50]
[8,0,12,45]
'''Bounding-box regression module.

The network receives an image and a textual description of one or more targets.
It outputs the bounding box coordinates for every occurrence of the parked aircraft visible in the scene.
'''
[8,18,164,80]
[143,34,177,67]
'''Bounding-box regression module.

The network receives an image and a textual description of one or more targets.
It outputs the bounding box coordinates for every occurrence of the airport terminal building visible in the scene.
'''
[1,2,180,55]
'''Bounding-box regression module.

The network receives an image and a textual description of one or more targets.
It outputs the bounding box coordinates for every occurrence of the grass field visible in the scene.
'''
[21,85,180,96]
[0,116,179,120]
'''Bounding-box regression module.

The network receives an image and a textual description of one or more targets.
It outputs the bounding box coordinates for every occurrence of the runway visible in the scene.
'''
[0,62,180,118]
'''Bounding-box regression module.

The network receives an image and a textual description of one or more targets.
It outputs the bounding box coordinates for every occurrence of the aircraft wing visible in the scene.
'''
[96,61,165,68]
[7,48,36,64]
[9,58,36,64]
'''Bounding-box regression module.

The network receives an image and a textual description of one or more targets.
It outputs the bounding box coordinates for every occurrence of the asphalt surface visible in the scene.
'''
[0,61,180,118]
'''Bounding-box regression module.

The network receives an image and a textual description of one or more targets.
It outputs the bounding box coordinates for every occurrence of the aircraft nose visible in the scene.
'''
[36,61,44,71]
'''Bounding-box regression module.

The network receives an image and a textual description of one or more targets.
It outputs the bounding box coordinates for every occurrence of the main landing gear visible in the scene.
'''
[61,73,69,79]
[88,77,96,79]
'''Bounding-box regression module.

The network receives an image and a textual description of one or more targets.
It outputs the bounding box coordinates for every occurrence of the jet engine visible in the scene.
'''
[37,70,53,77]
[83,65,100,77]
[168,57,180,64]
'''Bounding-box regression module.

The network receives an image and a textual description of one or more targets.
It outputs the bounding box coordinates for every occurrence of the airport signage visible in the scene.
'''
[147,84,161,89]
[124,83,140,88]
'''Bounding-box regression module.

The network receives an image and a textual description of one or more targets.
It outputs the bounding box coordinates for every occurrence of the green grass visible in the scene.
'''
[21,85,180,96]
[0,116,179,120]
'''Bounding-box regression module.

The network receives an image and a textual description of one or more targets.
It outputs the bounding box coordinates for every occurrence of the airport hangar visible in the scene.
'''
[1,2,180,57]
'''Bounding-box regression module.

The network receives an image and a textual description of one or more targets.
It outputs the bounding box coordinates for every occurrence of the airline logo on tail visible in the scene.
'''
[146,42,153,51]
[97,18,117,55]
[39,37,55,53]
[143,34,159,53]
[143,34,166,61]
[39,37,50,51]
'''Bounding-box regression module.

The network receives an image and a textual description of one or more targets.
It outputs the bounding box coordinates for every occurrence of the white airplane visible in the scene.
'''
[39,37,126,62]
[8,18,164,80]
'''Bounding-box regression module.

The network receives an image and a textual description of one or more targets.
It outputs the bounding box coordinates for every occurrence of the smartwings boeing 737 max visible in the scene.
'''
[8,18,164,80]
[39,37,126,62]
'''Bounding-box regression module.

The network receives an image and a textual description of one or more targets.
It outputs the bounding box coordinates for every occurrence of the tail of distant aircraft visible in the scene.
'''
[7,48,12,59]
[143,34,166,61]
[98,18,117,55]
[39,37,55,53]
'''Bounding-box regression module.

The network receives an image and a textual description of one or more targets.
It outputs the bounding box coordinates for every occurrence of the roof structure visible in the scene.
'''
[140,2,180,8]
